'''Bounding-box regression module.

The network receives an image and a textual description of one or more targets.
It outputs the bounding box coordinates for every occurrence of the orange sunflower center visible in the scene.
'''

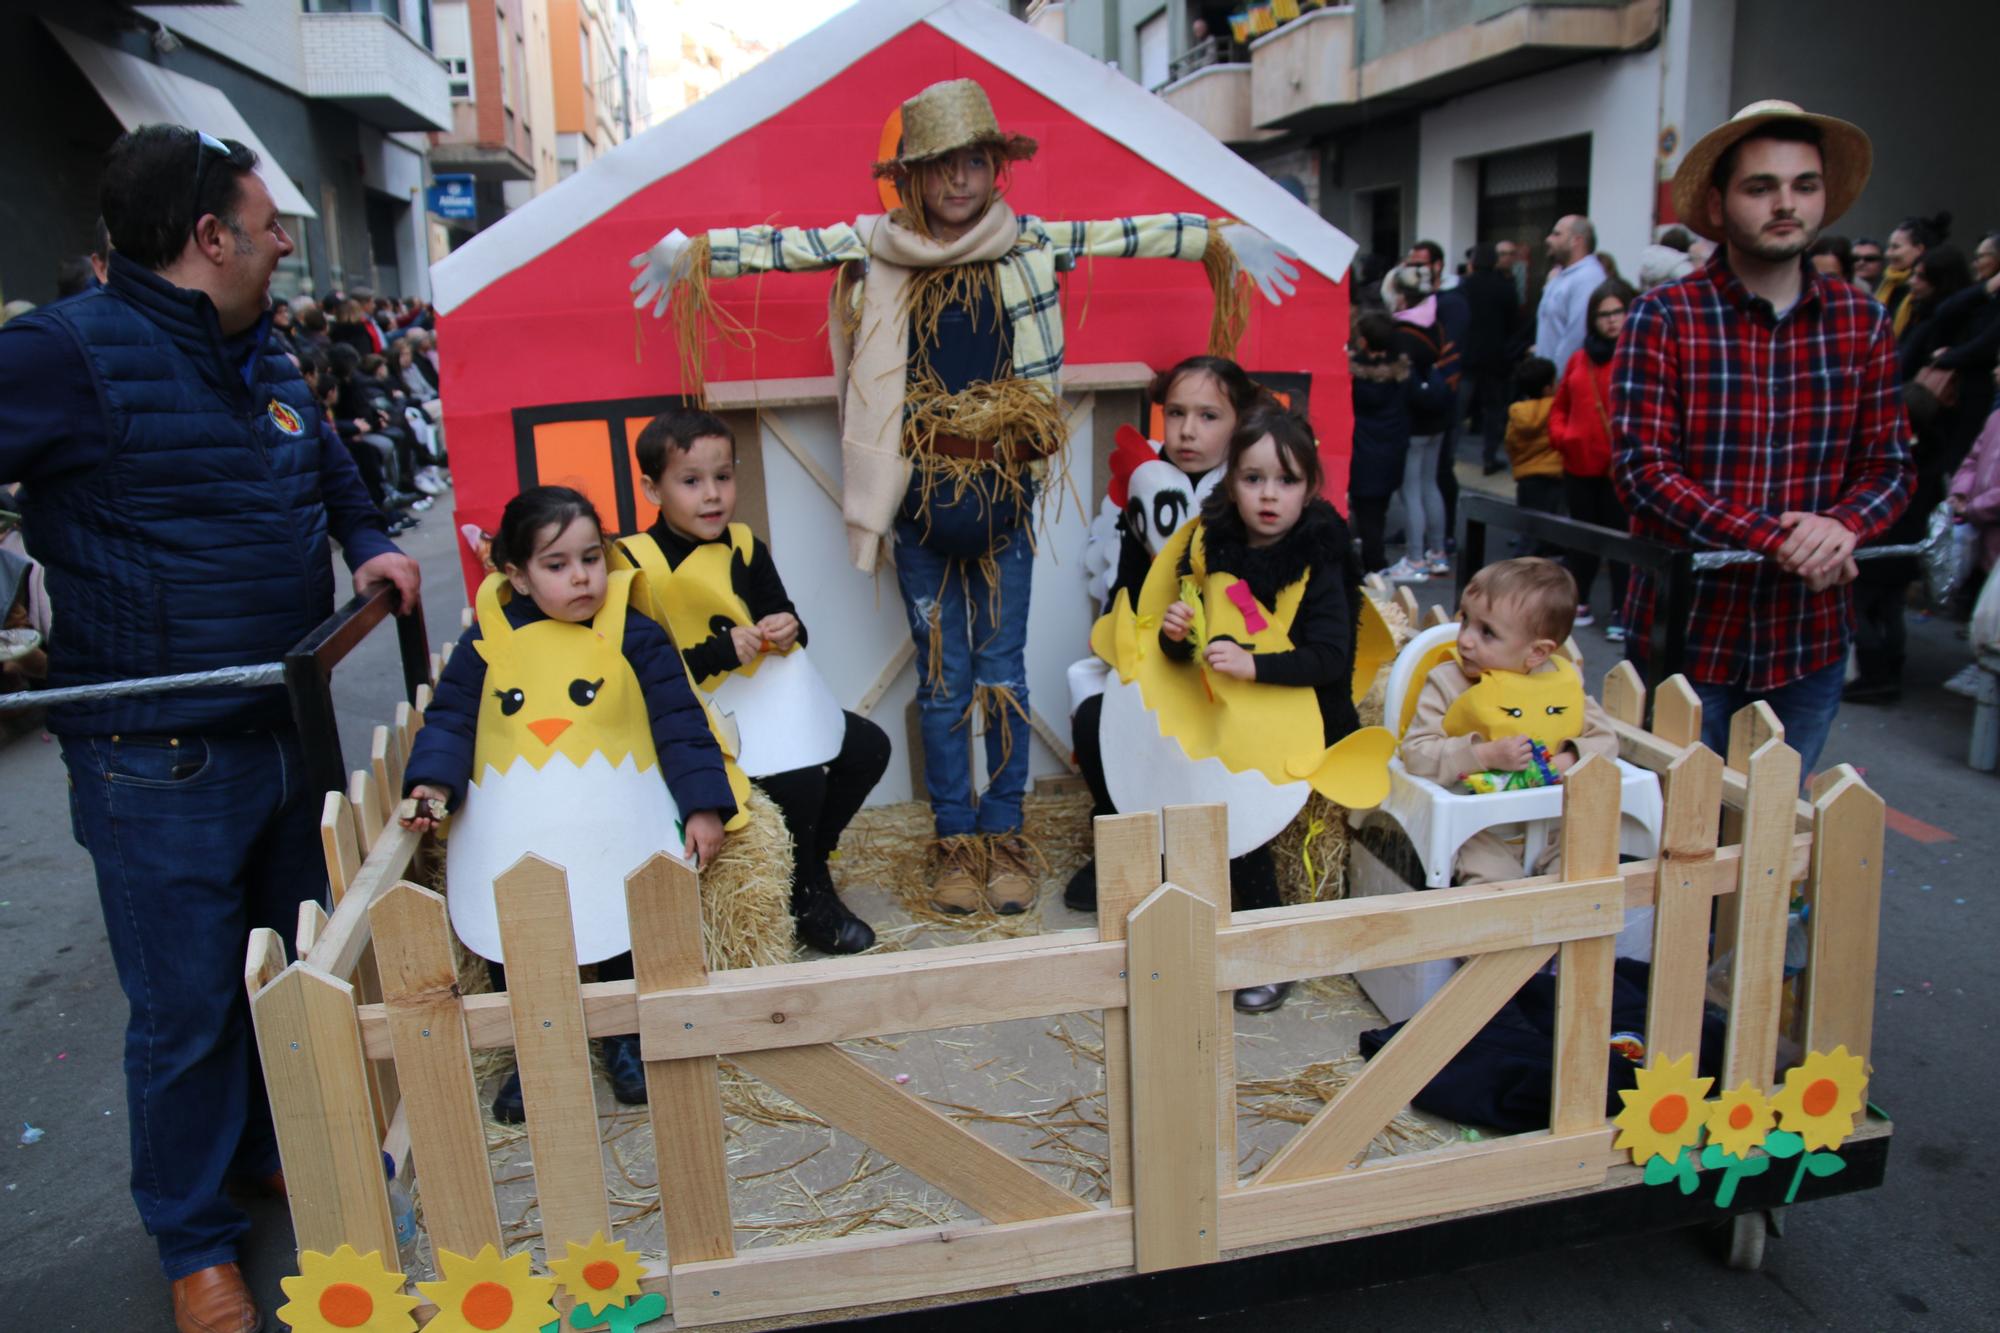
[319,1283,375,1328]
[1649,1093,1689,1135]
[583,1259,622,1291]
[1802,1078,1840,1117]
[462,1281,514,1330]
[1729,1103,1754,1130]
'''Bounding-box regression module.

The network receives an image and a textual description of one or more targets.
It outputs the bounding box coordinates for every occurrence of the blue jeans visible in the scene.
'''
[60,730,326,1280]
[1689,659,1846,778]
[894,469,1035,837]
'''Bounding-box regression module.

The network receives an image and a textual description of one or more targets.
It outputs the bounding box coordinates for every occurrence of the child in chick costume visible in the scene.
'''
[615,408,892,956]
[1399,557,1616,885]
[628,78,1299,917]
[402,486,738,1122]
[1076,406,1396,1013]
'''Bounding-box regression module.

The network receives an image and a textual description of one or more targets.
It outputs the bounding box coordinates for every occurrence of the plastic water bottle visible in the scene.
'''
[382,1151,420,1276]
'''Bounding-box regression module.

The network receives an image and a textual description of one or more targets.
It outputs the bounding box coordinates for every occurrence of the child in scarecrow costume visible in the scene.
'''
[630,78,1298,914]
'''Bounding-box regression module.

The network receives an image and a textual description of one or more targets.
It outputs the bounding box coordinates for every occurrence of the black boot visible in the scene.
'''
[1233,981,1293,1014]
[792,866,875,954]
[492,1069,524,1124]
[1063,858,1098,913]
[600,1034,648,1106]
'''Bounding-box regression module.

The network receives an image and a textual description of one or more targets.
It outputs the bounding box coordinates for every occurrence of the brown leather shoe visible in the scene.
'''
[171,1262,262,1333]
[984,833,1038,915]
[929,835,986,914]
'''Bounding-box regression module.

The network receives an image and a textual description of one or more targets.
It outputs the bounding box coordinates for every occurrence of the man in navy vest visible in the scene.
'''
[0,126,419,1333]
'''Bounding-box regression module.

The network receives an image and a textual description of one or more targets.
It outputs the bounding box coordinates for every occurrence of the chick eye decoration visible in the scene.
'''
[494,687,525,716]
[569,677,605,706]
[1501,706,1524,718]
[1545,704,1569,716]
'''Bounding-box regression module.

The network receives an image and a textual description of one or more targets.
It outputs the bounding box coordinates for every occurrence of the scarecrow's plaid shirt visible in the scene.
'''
[1610,256,1912,692]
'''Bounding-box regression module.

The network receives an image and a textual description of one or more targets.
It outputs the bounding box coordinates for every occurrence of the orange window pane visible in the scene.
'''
[531,420,618,529]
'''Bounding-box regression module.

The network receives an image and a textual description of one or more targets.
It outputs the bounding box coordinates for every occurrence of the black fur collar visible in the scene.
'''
[1193,499,1351,610]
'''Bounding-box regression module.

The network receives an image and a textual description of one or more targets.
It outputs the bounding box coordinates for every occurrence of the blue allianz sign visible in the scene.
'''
[428,174,476,220]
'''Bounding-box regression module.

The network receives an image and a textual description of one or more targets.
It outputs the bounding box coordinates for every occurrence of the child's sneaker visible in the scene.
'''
[1604,619,1627,643]
[1944,663,1985,698]
[1574,604,1595,627]
[1385,557,1430,583]
[1424,548,1451,576]
[929,835,986,915]
[984,833,1038,915]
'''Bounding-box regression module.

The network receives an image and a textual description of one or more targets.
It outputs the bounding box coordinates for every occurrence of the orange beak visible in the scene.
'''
[526,717,572,747]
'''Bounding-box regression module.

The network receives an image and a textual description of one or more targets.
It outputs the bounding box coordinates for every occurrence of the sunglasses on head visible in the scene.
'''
[188,130,231,236]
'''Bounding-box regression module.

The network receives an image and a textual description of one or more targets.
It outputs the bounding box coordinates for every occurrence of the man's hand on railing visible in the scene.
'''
[353,550,422,615]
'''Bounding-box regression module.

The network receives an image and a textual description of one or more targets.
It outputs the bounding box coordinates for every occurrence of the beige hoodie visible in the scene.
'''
[1400,657,1617,789]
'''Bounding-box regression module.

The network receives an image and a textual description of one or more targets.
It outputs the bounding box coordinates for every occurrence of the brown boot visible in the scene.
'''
[984,833,1037,915]
[171,1262,261,1333]
[930,835,987,914]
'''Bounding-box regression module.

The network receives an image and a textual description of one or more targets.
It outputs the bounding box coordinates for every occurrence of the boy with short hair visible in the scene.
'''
[1400,557,1617,885]
[1505,357,1564,523]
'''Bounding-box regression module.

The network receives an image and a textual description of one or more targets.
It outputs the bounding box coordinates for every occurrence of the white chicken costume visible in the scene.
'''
[446,569,687,964]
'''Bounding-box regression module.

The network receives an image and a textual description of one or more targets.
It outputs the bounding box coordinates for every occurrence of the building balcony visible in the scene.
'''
[300,11,453,132]
[1249,6,1357,133]
[1158,63,1278,149]
[429,103,536,182]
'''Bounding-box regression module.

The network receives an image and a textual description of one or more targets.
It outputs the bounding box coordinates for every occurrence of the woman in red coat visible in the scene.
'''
[1549,278,1636,641]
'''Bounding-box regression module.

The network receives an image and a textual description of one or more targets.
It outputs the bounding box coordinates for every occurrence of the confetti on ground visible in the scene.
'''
[19,1124,44,1146]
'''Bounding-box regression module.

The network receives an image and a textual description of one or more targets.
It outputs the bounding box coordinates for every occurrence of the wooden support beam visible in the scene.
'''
[1723,736,1801,1092]
[1801,774,1885,1065]
[494,856,612,1253]
[1126,884,1220,1271]
[304,821,423,982]
[626,853,735,1265]
[250,965,397,1261]
[1162,804,1236,1190]
[1600,661,1645,728]
[1093,811,1161,1209]
[1550,756,1621,1135]
[736,1043,1090,1224]
[368,884,504,1260]
[760,407,843,510]
[856,641,917,718]
[1254,944,1557,1186]
[1647,744,1722,1070]
[1605,715,1814,831]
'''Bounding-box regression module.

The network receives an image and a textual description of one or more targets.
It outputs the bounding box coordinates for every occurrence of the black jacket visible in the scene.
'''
[1348,351,1440,499]
[646,519,805,683]
[1459,269,1523,372]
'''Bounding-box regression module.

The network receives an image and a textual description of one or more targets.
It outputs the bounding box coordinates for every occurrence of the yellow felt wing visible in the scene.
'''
[1353,594,1397,705]
[1286,725,1397,809]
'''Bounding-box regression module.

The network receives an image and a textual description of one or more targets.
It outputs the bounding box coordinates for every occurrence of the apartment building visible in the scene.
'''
[429,0,559,232]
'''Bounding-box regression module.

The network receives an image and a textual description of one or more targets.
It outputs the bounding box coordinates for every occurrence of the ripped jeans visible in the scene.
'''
[894,467,1036,837]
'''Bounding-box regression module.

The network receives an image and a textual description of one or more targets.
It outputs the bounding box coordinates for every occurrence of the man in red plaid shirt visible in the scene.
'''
[1612,101,1912,773]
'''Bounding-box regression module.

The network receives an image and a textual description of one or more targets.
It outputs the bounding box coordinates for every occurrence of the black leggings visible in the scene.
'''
[1072,693,1281,913]
[1350,494,1394,573]
[754,710,892,886]
[1563,474,1629,612]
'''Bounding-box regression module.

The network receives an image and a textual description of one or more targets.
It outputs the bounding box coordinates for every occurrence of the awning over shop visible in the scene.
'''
[48,23,318,220]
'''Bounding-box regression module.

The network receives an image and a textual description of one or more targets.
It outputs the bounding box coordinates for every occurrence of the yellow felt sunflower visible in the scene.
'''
[1612,1053,1714,1165]
[276,1245,418,1333]
[1705,1082,1778,1159]
[547,1232,645,1312]
[1772,1045,1868,1151]
[417,1245,557,1333]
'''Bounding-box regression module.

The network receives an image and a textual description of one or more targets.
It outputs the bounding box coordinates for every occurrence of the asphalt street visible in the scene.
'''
[1,485,1994,1331]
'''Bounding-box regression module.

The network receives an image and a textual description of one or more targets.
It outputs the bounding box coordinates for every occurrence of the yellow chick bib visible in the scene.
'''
[1440,656,1586,749]
[445,570,687,965]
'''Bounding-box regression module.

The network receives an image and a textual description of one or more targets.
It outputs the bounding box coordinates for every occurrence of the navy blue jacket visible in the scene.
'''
[405,594,738,822]
[1348,352,1439,499]
[0,254,395,736]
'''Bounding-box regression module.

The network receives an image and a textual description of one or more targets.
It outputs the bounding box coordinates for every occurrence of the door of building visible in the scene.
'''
[1477,136,1590,311]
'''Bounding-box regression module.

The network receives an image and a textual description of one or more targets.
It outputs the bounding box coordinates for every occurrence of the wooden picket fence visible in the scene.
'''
[246,660,1887,1327]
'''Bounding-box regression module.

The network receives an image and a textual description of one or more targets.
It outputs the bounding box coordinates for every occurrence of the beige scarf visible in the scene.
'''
[831,202,1021,572]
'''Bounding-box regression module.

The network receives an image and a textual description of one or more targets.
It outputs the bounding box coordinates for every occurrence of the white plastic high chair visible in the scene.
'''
[1374,622,1664,956]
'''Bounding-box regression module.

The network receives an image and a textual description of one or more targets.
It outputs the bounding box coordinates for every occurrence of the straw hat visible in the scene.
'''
[871,79,1037,180]
[1672,100,1872,243]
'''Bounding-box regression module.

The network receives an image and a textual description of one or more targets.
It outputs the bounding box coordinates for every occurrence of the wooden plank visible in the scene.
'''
[1606,715,1814,830]
[1093,811,1161,1209]
[1720,700,1782,851]
[370,726,404,822]
[1422,603,1450,629]
[305,822,424,982]
[394,701,416,768]
[416,682,434,714]
[1126,885,1220,1271]
[249,965,397,1261]
[1723,736,1801,1092]
[704,374,839,410]
[1600,661,1645,727]
[736,1043,1090,1224]
[1395,585,1421,627]
[760,408,843,510]
[1061,360,1158,392]
[368,884,504,1260]
[1647,744,1723,1070]
[1254,945,1556,1186]
[625,853,735,1265]
[1550,756,1622,1135]
[296,899,328,961]
[1162,804,1235,1189]
[856,641,917,718]
[493,856,612,1253]
[670,1205,1134,1327]
[1651,674,1702,748]
[321,793,363,904]
[245,928,287,997]
[1221,1128,1614,1249]
[1802,775,1885,1065]
[348,770,384,855]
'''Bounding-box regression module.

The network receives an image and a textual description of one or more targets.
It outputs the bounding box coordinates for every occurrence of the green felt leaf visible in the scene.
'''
[1763,1129,1805,1159]
[1701,1143,1731,1170]
[1804,1152,1847,1179]
[1736,1153,1771,1177]
[1643,1154,1679,1186]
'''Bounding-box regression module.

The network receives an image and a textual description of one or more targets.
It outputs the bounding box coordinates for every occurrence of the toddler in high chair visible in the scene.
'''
[1399,557,1616,885]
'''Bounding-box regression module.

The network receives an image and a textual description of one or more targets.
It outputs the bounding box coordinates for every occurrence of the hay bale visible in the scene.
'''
[702,784,797,970]
[1270,792,1352,906]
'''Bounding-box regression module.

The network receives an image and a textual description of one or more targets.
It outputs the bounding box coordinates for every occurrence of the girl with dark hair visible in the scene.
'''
[1880,211,1951,337]
[1549,278,1636,640]
[1067,408,1365,1019]
[402,486,737,1120]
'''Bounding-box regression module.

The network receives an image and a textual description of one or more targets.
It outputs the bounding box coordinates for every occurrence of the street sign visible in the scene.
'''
[427,174,477,221]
